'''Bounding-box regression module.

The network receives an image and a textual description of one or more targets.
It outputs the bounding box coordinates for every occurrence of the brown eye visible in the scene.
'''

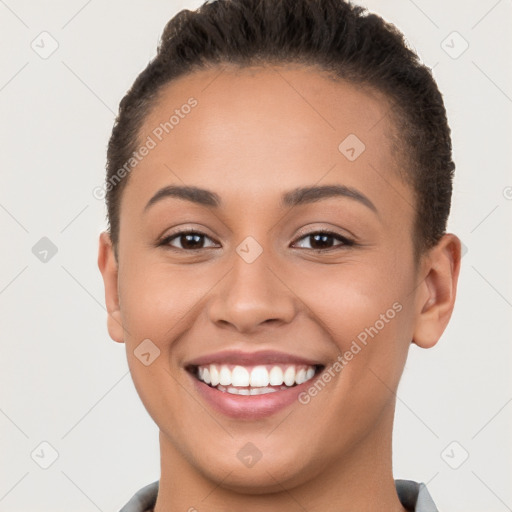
[160,231,218,250]
[293,231,354,251]
[159,229,354,252]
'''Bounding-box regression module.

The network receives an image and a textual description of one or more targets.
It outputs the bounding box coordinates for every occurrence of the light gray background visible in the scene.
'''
[0,1,511,511]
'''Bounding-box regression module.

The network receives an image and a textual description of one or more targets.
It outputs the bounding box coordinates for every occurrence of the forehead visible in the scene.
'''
[125,64,406,215]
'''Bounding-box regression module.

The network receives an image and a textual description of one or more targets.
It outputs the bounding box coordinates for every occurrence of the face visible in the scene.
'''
[99,65,458,492]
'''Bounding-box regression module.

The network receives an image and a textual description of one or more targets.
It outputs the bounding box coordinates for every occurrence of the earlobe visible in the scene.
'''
[412,233,462,349]
[97,231,125,343]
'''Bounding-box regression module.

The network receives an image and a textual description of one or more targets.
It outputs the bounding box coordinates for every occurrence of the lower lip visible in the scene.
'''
[188,371,319,419]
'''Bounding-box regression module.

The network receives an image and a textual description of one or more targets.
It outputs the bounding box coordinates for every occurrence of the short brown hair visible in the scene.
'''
[105,0,455,258]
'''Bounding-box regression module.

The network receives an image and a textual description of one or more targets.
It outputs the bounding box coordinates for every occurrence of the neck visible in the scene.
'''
[153,408,407,512]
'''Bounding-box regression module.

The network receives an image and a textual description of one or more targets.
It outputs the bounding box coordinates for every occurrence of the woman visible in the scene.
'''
[98,0,461,510]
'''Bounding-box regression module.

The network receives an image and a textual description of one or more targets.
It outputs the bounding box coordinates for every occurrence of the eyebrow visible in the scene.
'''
[144,184,378,214]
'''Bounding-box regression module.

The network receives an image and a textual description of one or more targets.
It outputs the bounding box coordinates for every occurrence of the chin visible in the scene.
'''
[188,438,325,494]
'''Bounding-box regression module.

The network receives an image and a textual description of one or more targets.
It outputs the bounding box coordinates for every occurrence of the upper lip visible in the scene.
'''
[184,349,324,368]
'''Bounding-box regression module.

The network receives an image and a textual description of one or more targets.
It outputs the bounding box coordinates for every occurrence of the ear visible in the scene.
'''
[97,231,124,343]
[412,233,462,349]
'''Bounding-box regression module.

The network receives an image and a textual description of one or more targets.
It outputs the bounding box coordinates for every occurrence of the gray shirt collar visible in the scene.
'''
[119,479,438,512]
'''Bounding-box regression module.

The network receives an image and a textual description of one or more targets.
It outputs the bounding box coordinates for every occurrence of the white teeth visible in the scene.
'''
[283,366,296,386]
[231,365,250,387]
[295,368,307,385]
[224,386,279,395]
[269,366,284,385]
[209,365,219,386]
[202,367,211,384]
[249,387,276,395]
[195,363,319,391]
[219,365,231,386]
[250,366,270,387]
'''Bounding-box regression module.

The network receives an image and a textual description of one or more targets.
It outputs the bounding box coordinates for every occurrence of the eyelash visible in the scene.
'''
[158,229,355,252]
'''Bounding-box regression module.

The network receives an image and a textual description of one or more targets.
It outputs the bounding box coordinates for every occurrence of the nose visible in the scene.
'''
[207,247,298,334]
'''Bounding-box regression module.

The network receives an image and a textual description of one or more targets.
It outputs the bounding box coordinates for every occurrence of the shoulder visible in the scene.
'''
[118,480,159,512]
[395,479,439,512]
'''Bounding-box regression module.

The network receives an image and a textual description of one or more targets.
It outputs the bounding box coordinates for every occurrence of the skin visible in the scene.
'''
[98,64,461,512]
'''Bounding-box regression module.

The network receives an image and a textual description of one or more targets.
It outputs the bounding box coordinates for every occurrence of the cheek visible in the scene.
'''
[118,262,205,337]
[116,262,207,424]
[117,259,228,395]
[297,258,415,407]
[300,259,410,341]
[297,273,413,446]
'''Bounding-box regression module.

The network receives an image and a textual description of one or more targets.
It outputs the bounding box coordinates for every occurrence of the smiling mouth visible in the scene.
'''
[186,363,325,395]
